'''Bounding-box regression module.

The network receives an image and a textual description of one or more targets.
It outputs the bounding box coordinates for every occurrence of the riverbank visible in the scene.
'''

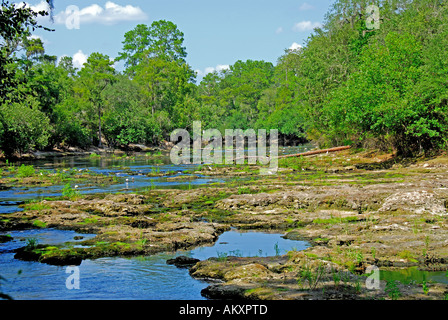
[0,143,170,162]
[2,148,448,299]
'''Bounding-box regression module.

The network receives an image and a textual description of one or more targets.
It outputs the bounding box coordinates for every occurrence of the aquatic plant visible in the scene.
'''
[371,247,377,260]
[422,280,429,295]
[237,186,251,194]
[216,251,228,262]
[25,202,51,211]
[32,220,46,228]
[274,242,281,256]
[385,280,401,300]
[25,238,39,250]
[297,263,324,290]
[62,183,80,200]
[17,164,35,178]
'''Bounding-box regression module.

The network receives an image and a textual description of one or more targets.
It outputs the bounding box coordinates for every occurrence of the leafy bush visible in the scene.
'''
[17,165,36,178]
[0,98,51,155]
[61,183,80,199]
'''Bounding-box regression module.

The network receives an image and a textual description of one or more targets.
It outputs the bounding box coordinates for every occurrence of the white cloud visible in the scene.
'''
[197,64,230,76]
[196,64,230,78]
[216,64,230,72]
[275,27,283,34]
[204,67,215,74]
[54,1,147,26]
[292,21,322,32]
[299,2,315,11]
[15,0,50,12]
[72,50,88,69]
[27,34,51,46]
[289,42,302,51]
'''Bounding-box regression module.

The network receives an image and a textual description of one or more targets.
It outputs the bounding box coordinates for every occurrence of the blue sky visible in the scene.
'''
[26,0,334,80]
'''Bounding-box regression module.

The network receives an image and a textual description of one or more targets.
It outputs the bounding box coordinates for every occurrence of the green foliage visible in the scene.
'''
[0,97,51,155]
[312,216,358,225]
[61,183,80,200]
[77,52,116,147]
[385,280,402,300]
[2,1,448,156]
[298,0,448,154]
[422,280,429,295]
[297,263,325,290]
[0,0,53,99]
[32,219,46,228]
[16,164,35,178]
[25,237,38,250]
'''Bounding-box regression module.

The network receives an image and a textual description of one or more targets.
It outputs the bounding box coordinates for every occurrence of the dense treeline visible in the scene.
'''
[1,0,448,157]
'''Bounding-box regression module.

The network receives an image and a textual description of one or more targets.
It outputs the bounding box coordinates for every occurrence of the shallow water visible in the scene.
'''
[0,229,309,300]
[0,146,313,300]
[0,145,314,215]
[381,267,448,285]
[0,154,219,215]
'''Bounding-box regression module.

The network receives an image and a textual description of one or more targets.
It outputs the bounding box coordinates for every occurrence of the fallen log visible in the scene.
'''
[232,145,351,162]
[277,145,351,159]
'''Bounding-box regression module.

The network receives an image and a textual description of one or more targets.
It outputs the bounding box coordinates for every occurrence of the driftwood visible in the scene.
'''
[232,145,351,162]
[277,145,351,159]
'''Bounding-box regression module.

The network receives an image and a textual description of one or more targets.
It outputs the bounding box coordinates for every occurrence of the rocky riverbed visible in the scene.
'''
[2,149,448,299]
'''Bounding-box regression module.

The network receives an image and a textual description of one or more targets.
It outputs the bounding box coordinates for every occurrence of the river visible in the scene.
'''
[0,145,313,300]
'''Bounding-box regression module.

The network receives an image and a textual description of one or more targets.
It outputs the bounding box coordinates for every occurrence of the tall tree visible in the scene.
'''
[77,53,116,147]
[0,0,53,100]
[116,20,187,75]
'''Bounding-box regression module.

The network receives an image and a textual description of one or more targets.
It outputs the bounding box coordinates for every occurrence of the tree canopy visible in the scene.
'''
[1,0,448,157]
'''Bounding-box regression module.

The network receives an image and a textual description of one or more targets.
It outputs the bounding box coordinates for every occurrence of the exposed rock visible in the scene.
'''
[379,190,447,216]
[166,255,200,268]
[0,234,12,243]
[201,284,247,300]
[13,246,82,266]
[223,263,273,281]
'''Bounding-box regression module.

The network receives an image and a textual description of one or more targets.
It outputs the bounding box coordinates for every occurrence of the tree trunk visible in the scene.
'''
[98,106,102,148]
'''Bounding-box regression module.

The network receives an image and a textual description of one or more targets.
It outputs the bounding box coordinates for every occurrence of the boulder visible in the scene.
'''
[166,255,200,268]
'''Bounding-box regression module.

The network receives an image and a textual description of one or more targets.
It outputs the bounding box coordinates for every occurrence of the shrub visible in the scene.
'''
[17,164,35,178]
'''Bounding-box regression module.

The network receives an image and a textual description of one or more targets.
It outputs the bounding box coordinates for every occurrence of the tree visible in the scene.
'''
[147,20,187,62]
[0,95,51,155]
[77,53,116,147]
[0,0,54,99]
[102,75,156,146]
[117,20,187,75]
[197,60,274,131]
[23,36,44,60]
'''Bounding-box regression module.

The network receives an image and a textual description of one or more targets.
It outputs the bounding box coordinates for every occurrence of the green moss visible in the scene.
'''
[24,202,52,211]
[398,250,418,262]
[32,219,47,228]
[312,216,358,225]
[80,216,100,225]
